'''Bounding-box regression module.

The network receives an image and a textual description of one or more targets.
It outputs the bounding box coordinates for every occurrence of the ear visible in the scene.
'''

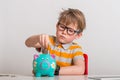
[34,54,39,60]
[75,32,82,39]
[51,54,55,59]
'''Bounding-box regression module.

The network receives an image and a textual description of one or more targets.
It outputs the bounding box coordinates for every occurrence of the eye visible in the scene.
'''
[68,29,74,33]
[59,25,65,29]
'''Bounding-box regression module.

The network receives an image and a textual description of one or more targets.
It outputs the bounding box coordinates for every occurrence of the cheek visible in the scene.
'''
[56,30,61,35]
[66,36,75,42]
[56,29,58,35]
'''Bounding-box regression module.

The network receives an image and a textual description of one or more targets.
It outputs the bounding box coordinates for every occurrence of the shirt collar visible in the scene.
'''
[55,38,73,49]
[62,42,73,49]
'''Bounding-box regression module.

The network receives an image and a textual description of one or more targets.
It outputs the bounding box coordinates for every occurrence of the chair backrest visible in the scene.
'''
[83,53,88,75]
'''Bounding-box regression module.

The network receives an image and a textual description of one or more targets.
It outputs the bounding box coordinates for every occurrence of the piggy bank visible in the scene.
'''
[33,53,56,77]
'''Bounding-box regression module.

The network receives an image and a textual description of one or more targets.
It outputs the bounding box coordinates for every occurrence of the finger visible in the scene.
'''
[43,34,46,48]
[45,35,48,49]
[46,35,49,49]
[41,34,44,47]
[43,34,48,49]
[39,34,43,47]
[41,34,48,49]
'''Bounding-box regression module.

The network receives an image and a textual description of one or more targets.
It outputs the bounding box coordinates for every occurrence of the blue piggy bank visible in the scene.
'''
[33,53,56,77]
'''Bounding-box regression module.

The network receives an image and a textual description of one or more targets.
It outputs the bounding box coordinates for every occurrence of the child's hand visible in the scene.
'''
[39,34,49,49]
[54,65,60,75]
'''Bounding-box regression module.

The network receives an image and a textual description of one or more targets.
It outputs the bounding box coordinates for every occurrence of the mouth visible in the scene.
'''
[60,35,65,39]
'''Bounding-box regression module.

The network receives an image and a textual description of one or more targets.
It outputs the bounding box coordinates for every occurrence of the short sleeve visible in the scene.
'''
[72,48,84,62]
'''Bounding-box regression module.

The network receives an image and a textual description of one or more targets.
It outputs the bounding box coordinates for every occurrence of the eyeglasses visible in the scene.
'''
[57,23,81,35]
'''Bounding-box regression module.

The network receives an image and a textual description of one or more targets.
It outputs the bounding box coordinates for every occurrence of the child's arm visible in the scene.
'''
[25,35,41,48]
[25,34,49,49]
[59,59,85,75]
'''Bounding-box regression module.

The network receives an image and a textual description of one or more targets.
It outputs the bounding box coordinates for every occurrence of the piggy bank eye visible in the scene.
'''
[46,58,48,60]
[42,58,44,60]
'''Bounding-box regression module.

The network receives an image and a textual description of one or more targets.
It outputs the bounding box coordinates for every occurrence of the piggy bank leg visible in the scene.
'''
[48,72,54,77]
[35,72,41,77]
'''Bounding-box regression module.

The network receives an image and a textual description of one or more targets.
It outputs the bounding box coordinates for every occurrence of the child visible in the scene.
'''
[25,8,86,75]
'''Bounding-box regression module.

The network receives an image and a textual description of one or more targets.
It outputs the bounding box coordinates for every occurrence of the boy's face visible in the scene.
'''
[56,22,82,44]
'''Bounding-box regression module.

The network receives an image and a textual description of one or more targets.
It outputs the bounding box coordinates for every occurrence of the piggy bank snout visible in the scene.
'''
[40,60,50,70]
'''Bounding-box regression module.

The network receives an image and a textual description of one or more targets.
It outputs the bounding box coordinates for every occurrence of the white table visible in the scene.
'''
[1,74,120,80]
[0,74,89,80]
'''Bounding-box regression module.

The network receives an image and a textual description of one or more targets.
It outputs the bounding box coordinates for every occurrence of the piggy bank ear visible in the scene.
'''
[34,54,39,60]
[51,54,55,59]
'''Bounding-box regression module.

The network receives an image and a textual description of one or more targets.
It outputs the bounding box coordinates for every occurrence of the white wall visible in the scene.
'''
[0,0,120,76]
[0,0,8,73]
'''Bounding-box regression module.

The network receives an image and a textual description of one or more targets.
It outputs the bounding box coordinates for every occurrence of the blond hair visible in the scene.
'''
[58,8,86,32]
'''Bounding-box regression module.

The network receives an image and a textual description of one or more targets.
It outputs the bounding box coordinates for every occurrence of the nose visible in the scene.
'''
[42,62,48,68]
[40,61,50,70]
[62,29,67,34]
